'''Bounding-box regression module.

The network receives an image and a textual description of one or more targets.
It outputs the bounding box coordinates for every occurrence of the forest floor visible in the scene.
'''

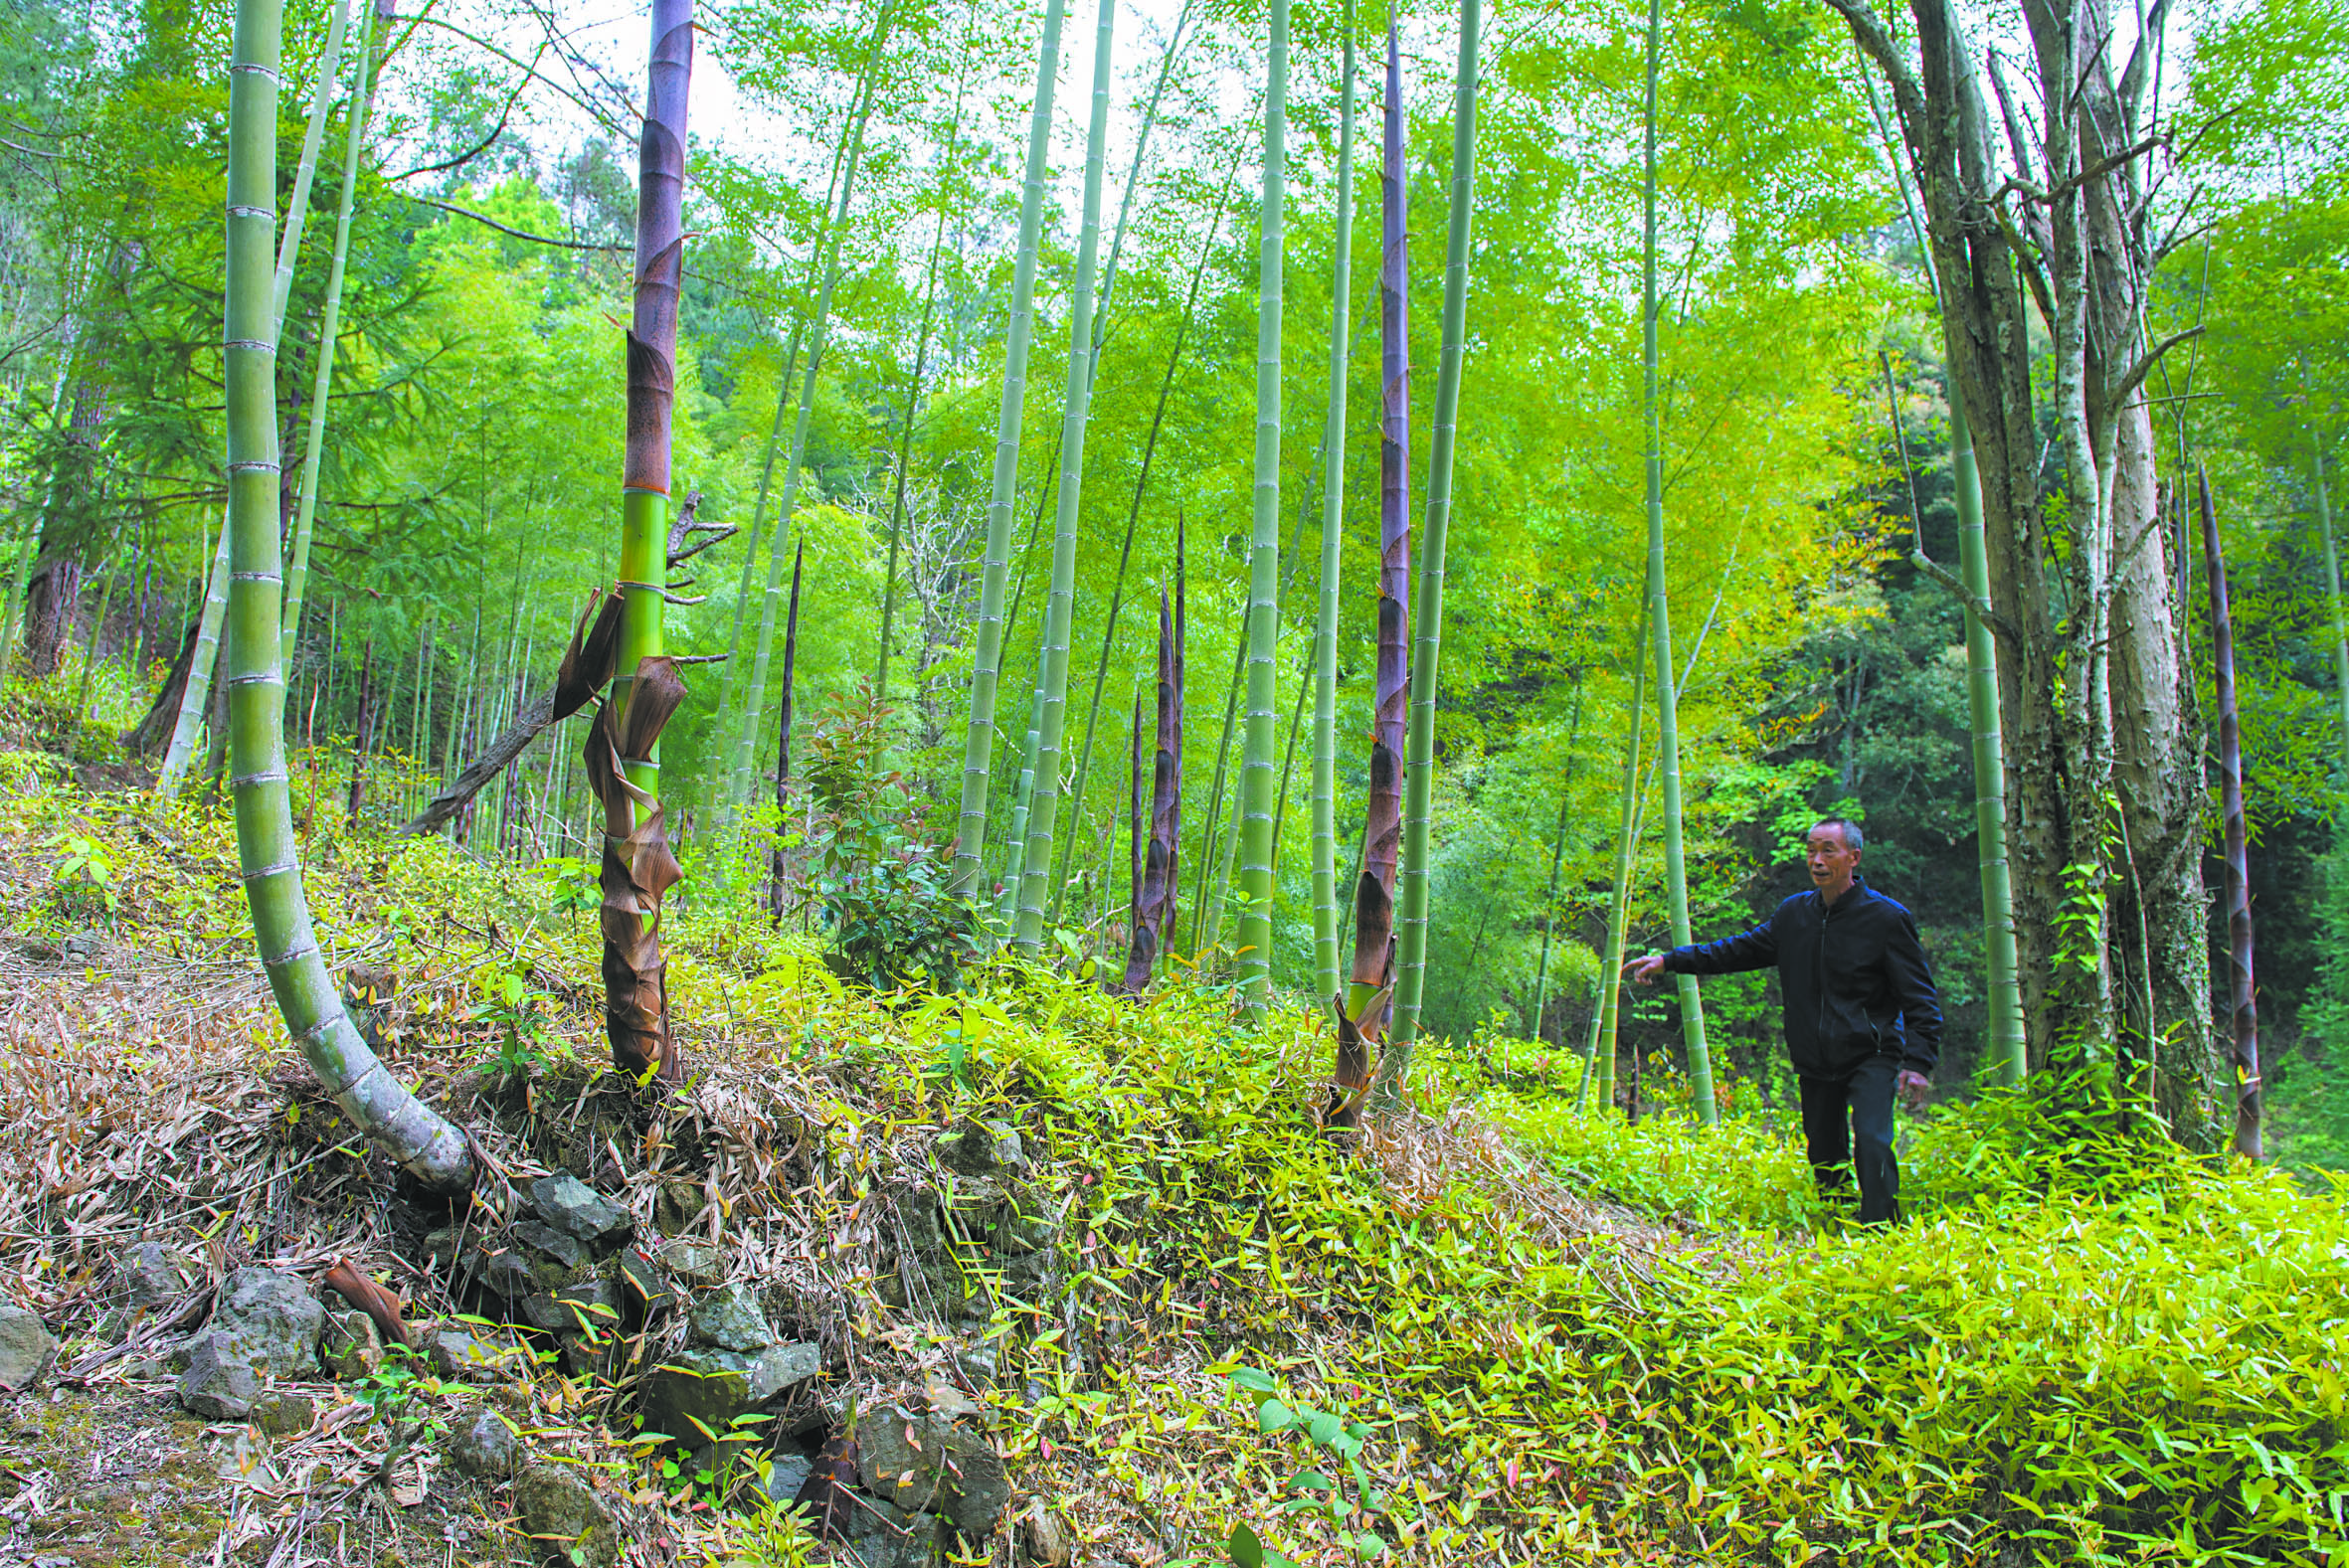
[0,725,2342,1568]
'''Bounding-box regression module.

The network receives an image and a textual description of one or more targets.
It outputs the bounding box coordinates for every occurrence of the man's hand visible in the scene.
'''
[1897,1069,1930,1111]
[1625,953,1669,986]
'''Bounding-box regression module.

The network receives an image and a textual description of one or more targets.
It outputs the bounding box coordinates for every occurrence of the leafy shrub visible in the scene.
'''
[799,687,978,993]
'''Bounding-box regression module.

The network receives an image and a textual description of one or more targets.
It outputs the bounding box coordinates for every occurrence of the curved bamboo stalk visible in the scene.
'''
[2200,470,2260,1160]
[1012,0,1119,955]
[1635,0,1716,1124]
[1381,0,1482,1096]
[729,0,895,818]
[1311,5,1360,1009]
[281,0,381,668]
[1232,0,1291,1011]
[222,0,470,1193]
[949,0,1070,899]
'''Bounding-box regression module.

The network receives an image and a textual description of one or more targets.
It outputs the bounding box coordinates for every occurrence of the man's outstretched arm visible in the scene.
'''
[1628,915,1779,984]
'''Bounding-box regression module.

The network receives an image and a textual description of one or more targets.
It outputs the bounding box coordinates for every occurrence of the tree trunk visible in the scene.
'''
[1833,0,2219,1142]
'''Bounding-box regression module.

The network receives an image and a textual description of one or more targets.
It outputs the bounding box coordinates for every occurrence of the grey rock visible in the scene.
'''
[321,1309,384,1379]
[756,1449,813,1504]
[1018,1507,1072,1566]
[856,1406,1011,1536]
[639,1343,821,1447]
[512,1219,589,1272]
[514,1464,619,1567]
[617,1250,674,1316]
[445,1408,521,1477]
[251,1390,314,1437]
[429,1325,528,1381]
[844,1496,943,1568]
[0,1304,56,1392]
[177,1332,260,1419]
[529,1175,632,1253]
[653,1238,725,1289]
[688,1282,774,1352]
[119,1241,203,1308]
[940,1118,1024,1178]
[522,1276,620,1335]
[476,1248,542,1304]
[208,1268,324,1378]
[954,1336,999,1388]
[653,1181,707,1237]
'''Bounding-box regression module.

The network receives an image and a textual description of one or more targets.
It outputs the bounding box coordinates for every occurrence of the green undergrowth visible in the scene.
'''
[6,763,2346,1565]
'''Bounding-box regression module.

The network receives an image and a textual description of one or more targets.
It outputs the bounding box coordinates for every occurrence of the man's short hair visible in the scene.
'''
[1811,816,1864,852]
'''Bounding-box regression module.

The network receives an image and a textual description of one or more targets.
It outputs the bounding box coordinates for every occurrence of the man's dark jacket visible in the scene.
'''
[1661,876,1941,1078]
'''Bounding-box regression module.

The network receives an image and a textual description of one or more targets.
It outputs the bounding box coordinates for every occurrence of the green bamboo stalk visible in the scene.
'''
[1529,684,1583,1041]
[222,0,470,1192]
[1011,0,1118,955]
[2320,442,2349,780]
[271,0,351,335]
[729,0,896,815]
[998,672,1045,924]
[0,520,38,707]
[1382,0,1481,1091]
[157,516,231,792]
[1635,0,1716,1125]
[1311,3,1360,1008]
[1232,0,1291,1011]
[1042,1,1198,916]
[1266,640,1312,875]
[281,0,380,667]
[950,0,1069,899]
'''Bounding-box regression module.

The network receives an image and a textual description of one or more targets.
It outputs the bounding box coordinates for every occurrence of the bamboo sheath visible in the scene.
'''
[223,0,471,1192]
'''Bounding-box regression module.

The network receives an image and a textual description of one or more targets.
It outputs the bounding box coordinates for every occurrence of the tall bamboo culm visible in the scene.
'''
[1012,0,1119,954]
[1231,0,1292,1011]
[2316,442,2348,780]
[1310,1,1359,1008]
[1381,0,1482,1096]
[950,0,1069,900]
[1637,0,1716,1123]
[222,0,471,1192]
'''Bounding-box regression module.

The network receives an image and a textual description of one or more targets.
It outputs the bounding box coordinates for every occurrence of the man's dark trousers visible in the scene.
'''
[1799,1055,1899,1222]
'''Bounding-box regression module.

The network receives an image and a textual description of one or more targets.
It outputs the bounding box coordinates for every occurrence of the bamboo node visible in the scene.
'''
[222,341,275,355]
[265,936,321,968]
[231,769,289,788]
[238,858,299,883]
[226,458,280,472]
[230,570,282,583]
[225,672,280,688]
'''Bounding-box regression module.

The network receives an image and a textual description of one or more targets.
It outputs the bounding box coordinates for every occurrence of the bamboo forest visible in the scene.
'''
[1,0,2345,1560]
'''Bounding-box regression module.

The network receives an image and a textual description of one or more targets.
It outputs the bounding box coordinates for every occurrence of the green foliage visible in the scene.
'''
[466,955,566,1078]
[1221,1363,1422,1561]
[801,687,979,993]
[46,832,117,925]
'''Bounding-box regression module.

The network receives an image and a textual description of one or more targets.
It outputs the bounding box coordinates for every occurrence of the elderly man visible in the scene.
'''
[1629,817,1939,1223]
